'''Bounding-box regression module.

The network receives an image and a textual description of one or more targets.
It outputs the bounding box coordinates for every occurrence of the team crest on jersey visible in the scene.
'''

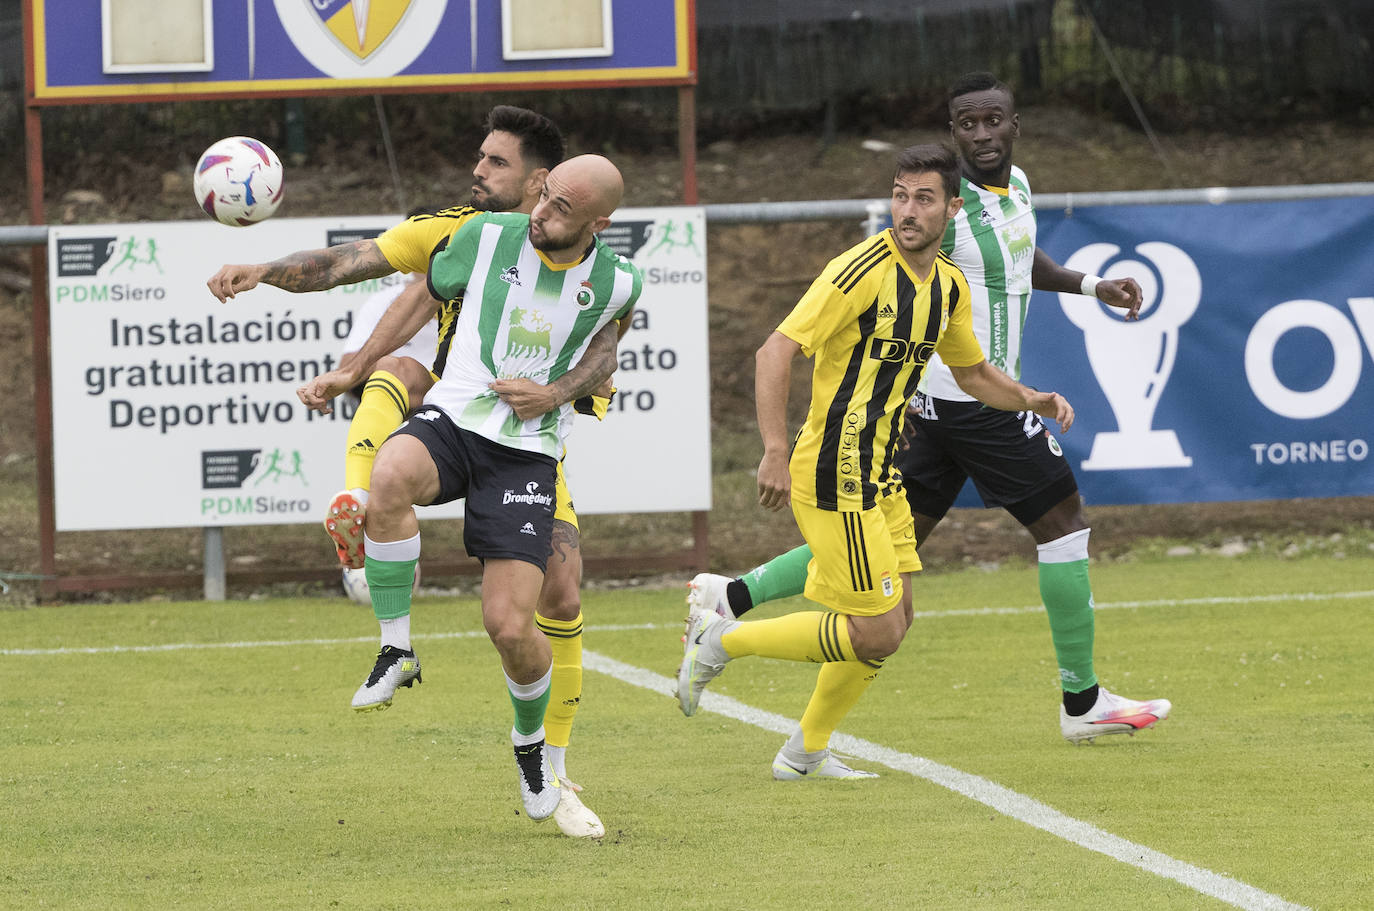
[500,265,522,286]
[1012,186,1030,208]
[506,308,552,358]
[574,281,595,308]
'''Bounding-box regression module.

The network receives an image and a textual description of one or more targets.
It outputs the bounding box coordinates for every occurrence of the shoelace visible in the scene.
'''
[365,647,407,686]
[513,743,548,793]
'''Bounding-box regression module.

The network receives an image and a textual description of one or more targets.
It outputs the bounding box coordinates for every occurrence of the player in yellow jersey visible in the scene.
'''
[677,144,1075,779]
[206,106,609,837]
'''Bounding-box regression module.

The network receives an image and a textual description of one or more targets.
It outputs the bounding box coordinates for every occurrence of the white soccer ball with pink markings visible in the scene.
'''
[192,136,285,226]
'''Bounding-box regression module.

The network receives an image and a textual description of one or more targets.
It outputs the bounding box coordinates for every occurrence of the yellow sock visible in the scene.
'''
[535,611,582,749]
[344,371,409,491]
[799,658,884,751]
[720,611,855,663]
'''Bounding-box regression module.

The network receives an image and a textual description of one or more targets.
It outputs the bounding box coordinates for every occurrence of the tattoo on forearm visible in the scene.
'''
[262,241,391,292]
[549,520,581,564]
[552,325,618,403]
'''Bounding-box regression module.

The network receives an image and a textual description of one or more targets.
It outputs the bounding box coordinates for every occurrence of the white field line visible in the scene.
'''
[586,651,1309,911]
[3,588,1371,657]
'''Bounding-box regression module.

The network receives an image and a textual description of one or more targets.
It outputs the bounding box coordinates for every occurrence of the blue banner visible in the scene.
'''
[1021,197,1374,505]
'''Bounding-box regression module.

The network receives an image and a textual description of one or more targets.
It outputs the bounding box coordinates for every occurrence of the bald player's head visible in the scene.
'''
[528,154,624,258]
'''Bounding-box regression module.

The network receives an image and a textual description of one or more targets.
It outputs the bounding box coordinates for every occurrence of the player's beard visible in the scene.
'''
[471,181,522,213]
[529,218,584,253]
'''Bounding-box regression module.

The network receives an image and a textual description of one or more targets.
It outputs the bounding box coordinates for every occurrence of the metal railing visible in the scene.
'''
[8,182,1374,249]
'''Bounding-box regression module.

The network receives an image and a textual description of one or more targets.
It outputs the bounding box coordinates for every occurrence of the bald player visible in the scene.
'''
[298,155,643,825]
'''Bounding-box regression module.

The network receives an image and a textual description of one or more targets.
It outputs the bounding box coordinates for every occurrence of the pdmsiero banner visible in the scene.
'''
[1023,197,1374,505]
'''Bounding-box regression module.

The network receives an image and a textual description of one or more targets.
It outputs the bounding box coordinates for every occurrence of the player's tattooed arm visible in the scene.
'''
[206,239,394,301]
[489,319,620,421]
[258,239,395,291]
[545,319,620,406]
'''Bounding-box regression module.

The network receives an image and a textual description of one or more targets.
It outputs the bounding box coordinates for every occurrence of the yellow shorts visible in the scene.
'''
[791,491,921,616]
[554,460,577,528]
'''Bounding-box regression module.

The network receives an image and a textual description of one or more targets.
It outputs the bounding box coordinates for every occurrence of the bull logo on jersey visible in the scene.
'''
[1059,242,1200,470]
[506,308,553,358]
[1001,225,1034,268]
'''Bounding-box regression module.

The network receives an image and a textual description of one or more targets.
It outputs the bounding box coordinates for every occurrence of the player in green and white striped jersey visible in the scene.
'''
[423,208,641,459]
[687,73,1173,746]
[300,155,639,821]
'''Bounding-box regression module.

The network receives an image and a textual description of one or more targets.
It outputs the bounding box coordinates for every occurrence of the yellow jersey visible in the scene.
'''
[778,229,985,510]
[373,205,480,375]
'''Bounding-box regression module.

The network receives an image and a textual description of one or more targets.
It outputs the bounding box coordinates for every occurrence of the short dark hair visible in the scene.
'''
[894,143,960,203]
[483,105,566,172]
[947,71,1014,112]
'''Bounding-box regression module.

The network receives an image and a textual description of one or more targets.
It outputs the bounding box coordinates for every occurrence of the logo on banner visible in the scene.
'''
[56,236,162,277]
[202,450,262,489]
[274,0,445,78]
[1059,242,1200,470]
[598,221,658,259]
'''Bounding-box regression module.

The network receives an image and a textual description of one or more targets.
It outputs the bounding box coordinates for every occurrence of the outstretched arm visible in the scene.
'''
[297,279,440,412]
[755,330,802,511]
[489,320,621,421]
[1031,246,1142,320]
[948,359,1074,432]
[207,238,395,302]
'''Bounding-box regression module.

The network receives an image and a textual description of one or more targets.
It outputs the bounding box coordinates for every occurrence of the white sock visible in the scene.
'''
[379,613,411,651]
[546,744,568,781]
[510,725,547,748]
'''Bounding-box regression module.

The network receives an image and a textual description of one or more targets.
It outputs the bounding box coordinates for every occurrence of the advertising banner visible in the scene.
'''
[48,207,710,531]
[29,0,693,101]
[1028,197,1374,505]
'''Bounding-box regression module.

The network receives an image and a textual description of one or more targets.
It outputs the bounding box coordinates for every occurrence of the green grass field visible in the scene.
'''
[3,554,1372,910]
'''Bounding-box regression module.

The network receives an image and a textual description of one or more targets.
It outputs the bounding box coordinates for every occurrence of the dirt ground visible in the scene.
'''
[3,105,1373,592]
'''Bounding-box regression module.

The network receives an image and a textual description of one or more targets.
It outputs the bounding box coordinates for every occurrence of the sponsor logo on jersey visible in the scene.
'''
[519,522,538,536]
[500,265,522,286]
[506,308,552,358]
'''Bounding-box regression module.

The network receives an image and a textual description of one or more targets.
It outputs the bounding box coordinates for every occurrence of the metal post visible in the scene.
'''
[863,200,887,238]
[203,527,226,601]
[678,84,698,205]
[24,101,57,602]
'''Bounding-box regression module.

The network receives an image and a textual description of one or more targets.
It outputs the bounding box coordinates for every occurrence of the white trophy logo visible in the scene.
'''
[1059,242,1199,470]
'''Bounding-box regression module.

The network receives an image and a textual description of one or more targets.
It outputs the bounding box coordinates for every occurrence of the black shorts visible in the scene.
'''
[896,393,1078,526]
[390,406,557,570]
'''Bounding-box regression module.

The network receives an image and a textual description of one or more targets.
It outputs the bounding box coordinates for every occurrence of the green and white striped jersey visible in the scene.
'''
[921,165,1037,401]
[426,212,641,458]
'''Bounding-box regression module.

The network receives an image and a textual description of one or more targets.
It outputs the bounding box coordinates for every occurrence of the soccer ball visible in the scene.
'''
[192,136,285,226]
[341,564,422,605]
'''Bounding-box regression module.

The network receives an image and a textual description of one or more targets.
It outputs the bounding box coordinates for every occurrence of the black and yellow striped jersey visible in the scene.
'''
[778,229,985,511]
[373,205,479,376]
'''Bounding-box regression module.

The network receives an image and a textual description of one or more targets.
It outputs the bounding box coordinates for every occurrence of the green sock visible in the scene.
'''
[740,543,813,605]
[1038,558,1097,693]
[364,554,416,621]
[507,670,552,738]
